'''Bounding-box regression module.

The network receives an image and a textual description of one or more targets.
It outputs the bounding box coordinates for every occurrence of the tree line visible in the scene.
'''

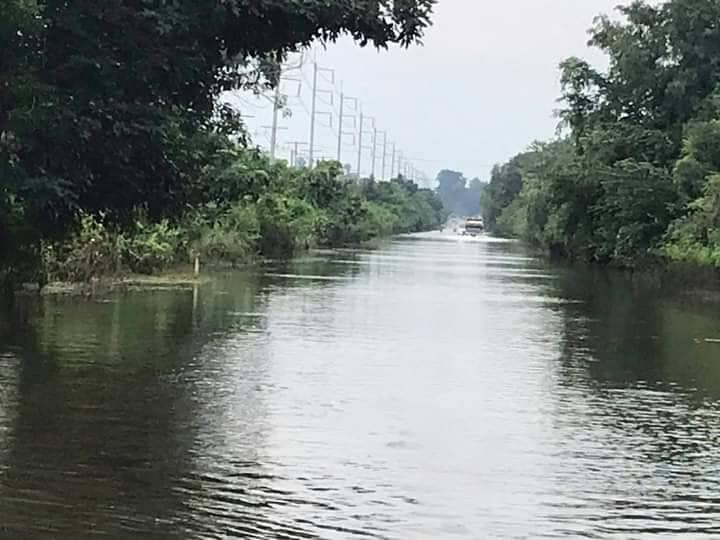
[436,170,485,217]
[0,1,441,287]
[480,0,720,268]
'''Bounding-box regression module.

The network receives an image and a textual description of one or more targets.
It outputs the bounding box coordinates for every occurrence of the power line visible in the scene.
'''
[230,46,433,176]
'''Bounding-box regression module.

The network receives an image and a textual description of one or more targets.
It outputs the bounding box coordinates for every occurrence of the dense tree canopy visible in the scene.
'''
[1,1,438,285]
[481,0,720,268]
[1,0,435,220]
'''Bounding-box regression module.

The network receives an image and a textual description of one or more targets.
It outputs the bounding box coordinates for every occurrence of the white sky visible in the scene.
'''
[229,0,631,186]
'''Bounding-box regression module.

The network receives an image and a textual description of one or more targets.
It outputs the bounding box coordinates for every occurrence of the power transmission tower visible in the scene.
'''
[309,62,318,166]
[356,112,374,178]
[308,61,335,167]
[379,131,388,180]
[390,142,396,179]
[337,92,358,162]
[371,127,377,179]
[356,109,363,176]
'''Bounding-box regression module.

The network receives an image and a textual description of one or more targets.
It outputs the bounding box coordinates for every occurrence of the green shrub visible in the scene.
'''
[320,193,370,245]
[256,194,323,257]
[17,154,445,284]
[185,203,260,264]
[41,214,121,282]
[119,219,181,274]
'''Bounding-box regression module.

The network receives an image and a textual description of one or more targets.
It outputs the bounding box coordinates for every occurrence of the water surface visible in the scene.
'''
[1,232,720,538]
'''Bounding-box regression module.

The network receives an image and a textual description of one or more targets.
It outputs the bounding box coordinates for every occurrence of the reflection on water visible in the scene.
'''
[1,232,720,537]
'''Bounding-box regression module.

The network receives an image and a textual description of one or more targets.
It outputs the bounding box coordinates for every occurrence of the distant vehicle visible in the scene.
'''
[462,218,484,237]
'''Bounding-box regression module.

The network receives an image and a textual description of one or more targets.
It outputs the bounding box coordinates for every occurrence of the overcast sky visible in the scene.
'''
[233,0,632,185]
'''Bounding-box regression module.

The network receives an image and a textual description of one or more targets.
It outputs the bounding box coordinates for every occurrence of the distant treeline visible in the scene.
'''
[480,0,720,268]
[436,170,486,217]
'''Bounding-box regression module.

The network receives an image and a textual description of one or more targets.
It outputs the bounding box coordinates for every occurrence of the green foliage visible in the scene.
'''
[205,146,284,204]
[364,178,445,234]
[41,215,182,280]
[295,161,348,208]
[256,193,323,257]
[591,160,677,260]
[482,0,720,268]
[119,220,182,275]
[41,214,122,283]
[0,0,437,286]
[662,173,720,268]
[185,203,260,265]
[10,0,435,225]
[480,151,540,231]
[0,1,441,287]
[24,149,445,285]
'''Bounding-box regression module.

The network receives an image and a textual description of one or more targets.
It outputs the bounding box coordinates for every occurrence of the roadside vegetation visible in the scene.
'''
[0,0,441,289]
[480,0,720,269]
[17,152,445,286]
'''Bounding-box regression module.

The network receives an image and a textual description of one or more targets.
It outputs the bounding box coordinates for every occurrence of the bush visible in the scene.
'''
[660,174,720,267]
[119,219,181,274]
[185,203,260,264]
[41,214,121,282]
[256,193,323,257]
[320,193,371,245]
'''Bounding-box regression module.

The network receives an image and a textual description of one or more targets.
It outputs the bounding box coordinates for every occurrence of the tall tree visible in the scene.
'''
[3,1,437,233]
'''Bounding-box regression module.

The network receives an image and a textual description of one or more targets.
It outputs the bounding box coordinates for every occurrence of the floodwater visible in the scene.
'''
[2,232,720,538]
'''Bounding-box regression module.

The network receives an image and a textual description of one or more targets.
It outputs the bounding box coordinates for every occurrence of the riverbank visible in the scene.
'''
[3,156,446,293]
[16,270,213,297]
[483,231,720,306]
[15,233,418,297]
[611,258,720,302]
[540,248,720,307]
[476,0,720,277]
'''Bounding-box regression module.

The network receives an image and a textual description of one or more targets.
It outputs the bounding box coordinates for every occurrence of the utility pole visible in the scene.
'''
[380,132,388,180]
[262,125,287,159]
[356,112,374,178]
[288,141,308,167]
[356,110,364,176]
[390,143,396,179]
[337,91,345,162]
[269,53,304,159]
[308,61,335,168]
[371,127,378,179]
[336,93,358,163]
[270,69,282,159]
[309,61,318,167]
[291,142,300,167]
